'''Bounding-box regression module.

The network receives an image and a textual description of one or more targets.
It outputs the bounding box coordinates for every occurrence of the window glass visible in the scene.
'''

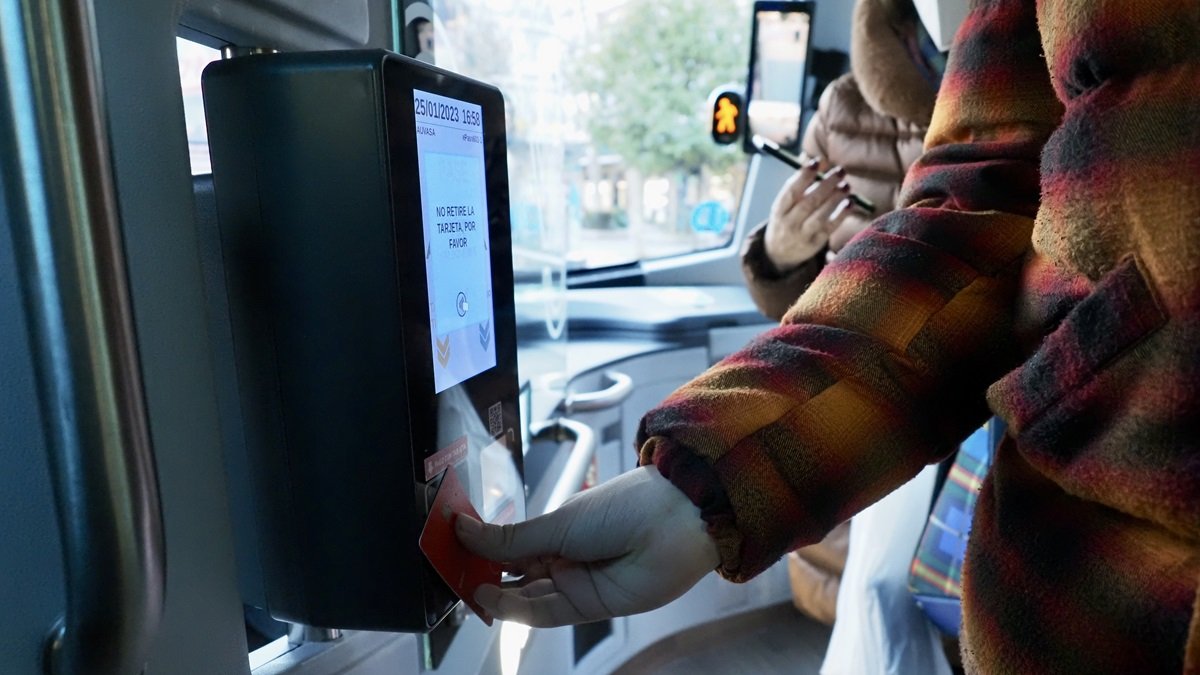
[434,0,752,270]
[177,38,221,175]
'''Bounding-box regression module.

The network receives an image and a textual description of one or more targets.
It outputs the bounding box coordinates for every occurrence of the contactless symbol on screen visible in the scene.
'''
[456,292,469,317]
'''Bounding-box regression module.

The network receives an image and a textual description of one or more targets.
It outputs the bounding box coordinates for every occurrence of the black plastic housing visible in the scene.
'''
[202,50,522,632]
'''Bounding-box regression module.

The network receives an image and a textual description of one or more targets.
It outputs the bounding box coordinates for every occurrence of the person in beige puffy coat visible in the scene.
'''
[741,0,941,626]
[742,0,937,322]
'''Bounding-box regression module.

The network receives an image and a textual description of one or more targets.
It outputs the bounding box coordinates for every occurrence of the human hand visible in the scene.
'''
[763,160,857,270]
[455,465,719,627]
[825,202,874,263]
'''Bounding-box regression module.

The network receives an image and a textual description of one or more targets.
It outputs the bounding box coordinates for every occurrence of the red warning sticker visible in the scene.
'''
[425,436,468,482]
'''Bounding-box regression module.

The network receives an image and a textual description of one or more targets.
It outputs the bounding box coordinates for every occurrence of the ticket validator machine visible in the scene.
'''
[202,51,524,632]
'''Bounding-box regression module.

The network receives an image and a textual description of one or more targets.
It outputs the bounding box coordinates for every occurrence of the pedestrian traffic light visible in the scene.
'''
[708,87,743,145]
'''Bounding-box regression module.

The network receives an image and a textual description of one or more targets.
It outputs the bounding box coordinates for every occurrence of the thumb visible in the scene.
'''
[455,511,566,563]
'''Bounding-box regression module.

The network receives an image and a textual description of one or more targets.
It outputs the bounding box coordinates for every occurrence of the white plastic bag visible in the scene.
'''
[820,464,953,675]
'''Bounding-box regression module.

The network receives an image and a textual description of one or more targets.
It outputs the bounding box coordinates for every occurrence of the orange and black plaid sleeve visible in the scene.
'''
[638,0,1064,582]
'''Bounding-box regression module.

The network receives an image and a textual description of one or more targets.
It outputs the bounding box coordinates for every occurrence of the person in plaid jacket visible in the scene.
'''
[459,0,1200,671]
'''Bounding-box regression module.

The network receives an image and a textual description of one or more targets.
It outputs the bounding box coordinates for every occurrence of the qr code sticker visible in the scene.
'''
[488,402,503,437]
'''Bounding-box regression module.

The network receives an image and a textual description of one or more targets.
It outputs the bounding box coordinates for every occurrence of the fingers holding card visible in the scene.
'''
[419,469,503,625]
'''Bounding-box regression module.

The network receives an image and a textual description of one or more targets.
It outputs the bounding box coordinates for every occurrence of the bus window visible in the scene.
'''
[177,37,220,175]
[434,0,752,270]
[177,1,752,257]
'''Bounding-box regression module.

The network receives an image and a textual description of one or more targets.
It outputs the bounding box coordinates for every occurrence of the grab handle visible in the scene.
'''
[530,419,598,514]
[0,0,166,672]
[565,370,633,413]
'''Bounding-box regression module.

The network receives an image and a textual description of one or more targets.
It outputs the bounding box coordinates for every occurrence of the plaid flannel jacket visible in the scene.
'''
[638,1,1200,671]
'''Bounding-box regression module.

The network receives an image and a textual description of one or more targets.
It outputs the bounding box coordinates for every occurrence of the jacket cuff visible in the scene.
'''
[741,222,787,280]
[637,424,748,582]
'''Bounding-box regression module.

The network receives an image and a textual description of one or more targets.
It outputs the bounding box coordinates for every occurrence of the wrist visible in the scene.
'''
[645,465,721,571]
[763,225,821,272]
[764,238,821,274]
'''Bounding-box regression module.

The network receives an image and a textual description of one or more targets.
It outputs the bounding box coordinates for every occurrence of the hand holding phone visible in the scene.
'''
[757,135,877,269]
[752,134,876,215]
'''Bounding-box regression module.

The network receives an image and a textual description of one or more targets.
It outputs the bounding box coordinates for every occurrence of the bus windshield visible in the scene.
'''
[431,0,752,270]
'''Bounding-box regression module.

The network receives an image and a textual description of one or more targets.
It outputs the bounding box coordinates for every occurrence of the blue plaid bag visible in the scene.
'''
[907,418,1004,637]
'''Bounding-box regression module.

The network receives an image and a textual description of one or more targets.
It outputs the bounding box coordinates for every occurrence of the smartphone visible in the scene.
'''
[752,134,877,214]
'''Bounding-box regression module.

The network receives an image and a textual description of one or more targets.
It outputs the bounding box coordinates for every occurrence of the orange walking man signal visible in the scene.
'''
[708,89,742,145]
[715,98,739,134]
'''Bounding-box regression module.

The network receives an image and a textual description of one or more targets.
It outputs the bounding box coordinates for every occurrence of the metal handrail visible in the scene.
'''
[533,418,598,514]
[0,0,166,673]
[564,370,633,413]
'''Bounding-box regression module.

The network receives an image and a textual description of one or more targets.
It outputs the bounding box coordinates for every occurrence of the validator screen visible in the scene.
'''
[414,89,497,393]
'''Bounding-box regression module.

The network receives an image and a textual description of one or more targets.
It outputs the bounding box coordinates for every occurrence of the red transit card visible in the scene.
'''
[419,468,500,625]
